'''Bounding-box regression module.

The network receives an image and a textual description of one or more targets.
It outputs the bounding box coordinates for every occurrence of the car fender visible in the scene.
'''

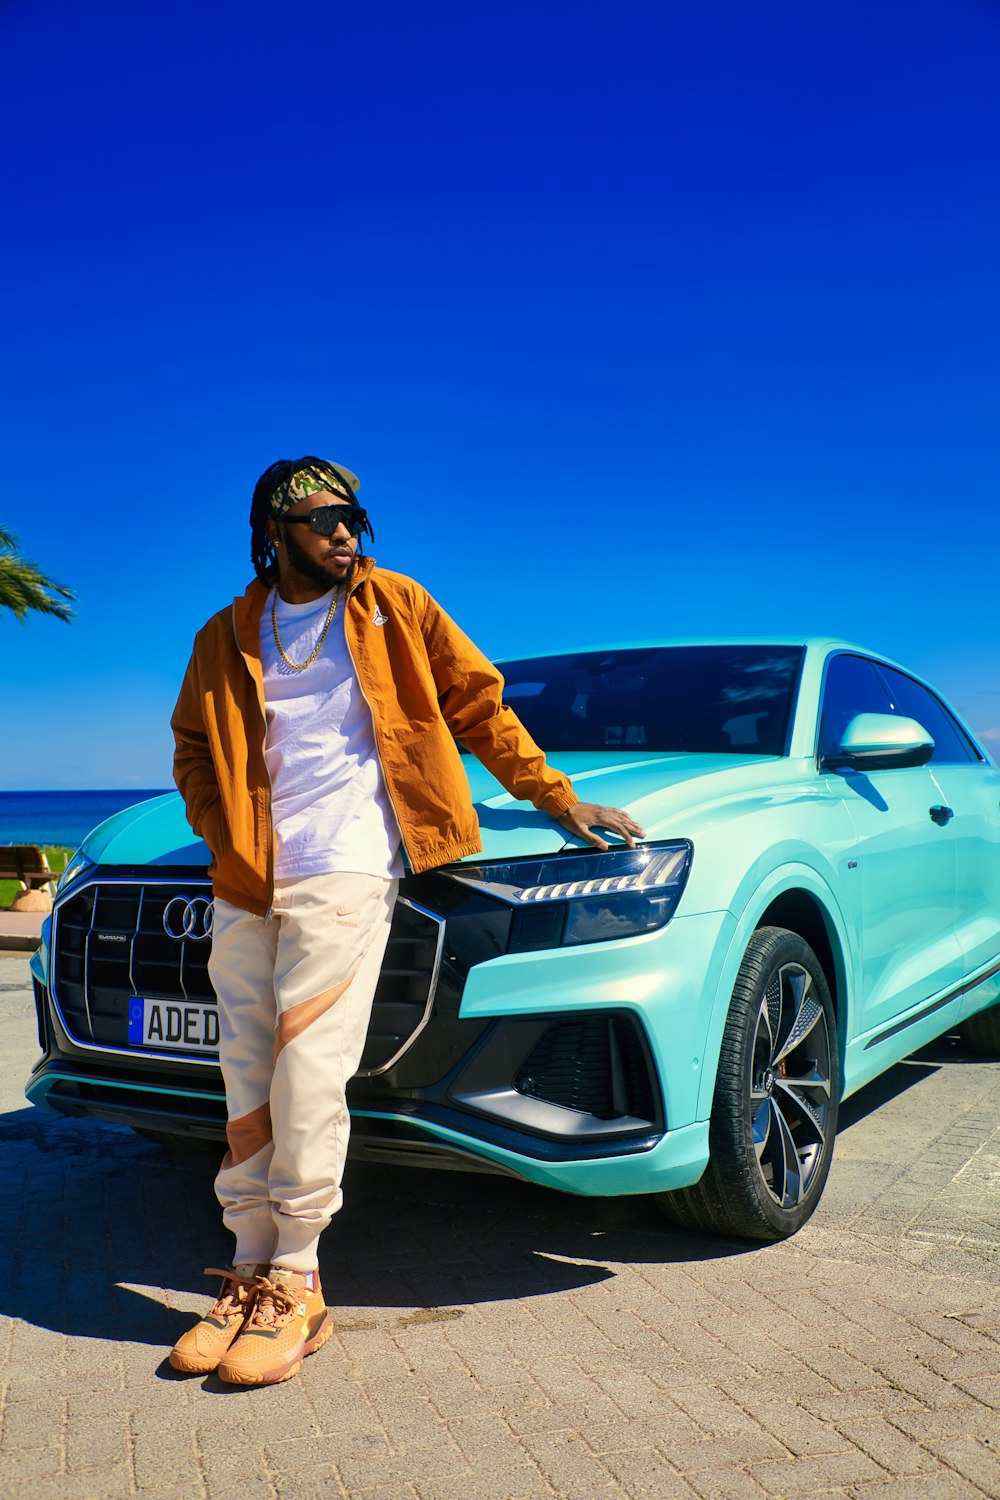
[694,860,854,1120]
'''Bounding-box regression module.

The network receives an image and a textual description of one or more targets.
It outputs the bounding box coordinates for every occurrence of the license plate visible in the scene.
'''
[127,997,220,1053]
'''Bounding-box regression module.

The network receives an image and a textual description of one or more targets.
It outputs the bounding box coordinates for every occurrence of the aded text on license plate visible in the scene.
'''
[128,997,219,1052]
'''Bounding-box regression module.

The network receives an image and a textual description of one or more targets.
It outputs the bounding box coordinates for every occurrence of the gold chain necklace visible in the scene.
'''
[271,586,341,672]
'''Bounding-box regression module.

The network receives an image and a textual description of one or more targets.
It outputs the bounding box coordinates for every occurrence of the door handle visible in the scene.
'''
[929,805,954,826]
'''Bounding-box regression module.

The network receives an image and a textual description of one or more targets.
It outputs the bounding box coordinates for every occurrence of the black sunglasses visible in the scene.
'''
[280,503,371,538]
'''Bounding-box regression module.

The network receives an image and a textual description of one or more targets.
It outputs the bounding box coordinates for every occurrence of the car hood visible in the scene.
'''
[461,749,778,861]
[77,793,211,867]
[76,749,778,870]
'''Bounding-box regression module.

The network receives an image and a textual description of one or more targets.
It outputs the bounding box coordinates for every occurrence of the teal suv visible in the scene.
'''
[26,640,1000,1241]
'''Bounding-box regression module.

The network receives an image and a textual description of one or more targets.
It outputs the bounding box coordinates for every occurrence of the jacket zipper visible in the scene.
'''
[232,602,276,920]
[342,578,411,867]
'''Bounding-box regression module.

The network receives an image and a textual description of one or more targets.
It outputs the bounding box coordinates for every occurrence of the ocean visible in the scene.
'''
[0,790,174,849]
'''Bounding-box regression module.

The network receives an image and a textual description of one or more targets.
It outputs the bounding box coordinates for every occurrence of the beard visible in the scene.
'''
[282,526,356,592]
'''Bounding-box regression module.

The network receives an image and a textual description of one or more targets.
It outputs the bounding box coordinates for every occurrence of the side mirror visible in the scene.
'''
[822,712,934,772]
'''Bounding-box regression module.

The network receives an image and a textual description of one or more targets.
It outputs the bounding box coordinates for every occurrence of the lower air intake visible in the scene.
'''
[513,1014,658,1121]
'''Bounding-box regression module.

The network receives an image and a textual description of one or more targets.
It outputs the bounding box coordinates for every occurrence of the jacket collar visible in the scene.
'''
[232,555,376,659]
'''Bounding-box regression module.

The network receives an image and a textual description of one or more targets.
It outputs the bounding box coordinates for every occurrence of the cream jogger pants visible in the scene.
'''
[208,871,398,1273]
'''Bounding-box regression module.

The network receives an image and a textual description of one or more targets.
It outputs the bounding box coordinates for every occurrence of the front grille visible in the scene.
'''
[51,878,443,1073]
[52,882,215,1052]
[359,897,444,1075]
[513,1014,658,1121]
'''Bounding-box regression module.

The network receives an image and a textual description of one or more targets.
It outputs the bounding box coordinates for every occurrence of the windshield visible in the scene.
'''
[494,646,803,755]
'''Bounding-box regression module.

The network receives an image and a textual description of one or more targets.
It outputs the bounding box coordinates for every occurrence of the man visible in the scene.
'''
[169,456,644,1386]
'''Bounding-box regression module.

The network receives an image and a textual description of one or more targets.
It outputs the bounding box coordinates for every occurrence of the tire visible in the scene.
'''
[660,925,840,1242]
[957,1001,1000,1057]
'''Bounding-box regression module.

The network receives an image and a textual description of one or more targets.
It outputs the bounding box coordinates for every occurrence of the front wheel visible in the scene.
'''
[660,926,840,1241]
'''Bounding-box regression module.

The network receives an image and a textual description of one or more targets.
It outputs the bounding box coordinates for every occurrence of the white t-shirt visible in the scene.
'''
[260,587,404,881]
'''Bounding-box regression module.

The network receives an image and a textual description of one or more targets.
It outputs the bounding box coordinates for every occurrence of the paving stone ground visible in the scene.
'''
[1,952,998,1500]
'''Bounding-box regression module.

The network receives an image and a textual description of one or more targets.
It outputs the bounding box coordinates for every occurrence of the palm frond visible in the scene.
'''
[0,526,75,623]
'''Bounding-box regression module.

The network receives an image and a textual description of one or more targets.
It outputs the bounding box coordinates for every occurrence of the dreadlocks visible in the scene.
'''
[249,456,373,584]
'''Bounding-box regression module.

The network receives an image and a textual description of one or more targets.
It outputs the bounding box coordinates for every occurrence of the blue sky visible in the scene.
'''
[2,0,999,789]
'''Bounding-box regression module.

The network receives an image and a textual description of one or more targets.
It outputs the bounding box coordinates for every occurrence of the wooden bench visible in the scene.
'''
[0,845,58,894]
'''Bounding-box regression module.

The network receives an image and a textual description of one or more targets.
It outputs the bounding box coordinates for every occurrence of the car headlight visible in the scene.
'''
[449,841,692,947]
[55,850,95,894]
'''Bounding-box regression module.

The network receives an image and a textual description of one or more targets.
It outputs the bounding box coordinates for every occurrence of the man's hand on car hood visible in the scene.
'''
[557,802,646,851]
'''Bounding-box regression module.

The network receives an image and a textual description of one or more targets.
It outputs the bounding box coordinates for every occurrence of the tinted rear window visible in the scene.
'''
[497,646,803,755]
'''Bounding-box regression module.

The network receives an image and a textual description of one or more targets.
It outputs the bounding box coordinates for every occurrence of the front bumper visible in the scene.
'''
[27,869,732,1198]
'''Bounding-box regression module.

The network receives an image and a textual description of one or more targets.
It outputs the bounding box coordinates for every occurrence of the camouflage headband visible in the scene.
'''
[268,462,360,518]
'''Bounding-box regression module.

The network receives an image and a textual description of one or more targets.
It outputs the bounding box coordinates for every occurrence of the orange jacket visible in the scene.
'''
[171,557,577,914]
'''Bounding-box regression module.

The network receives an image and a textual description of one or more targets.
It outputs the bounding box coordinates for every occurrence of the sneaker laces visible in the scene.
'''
[245,1274,302,1330]
[203,1266,257,1319]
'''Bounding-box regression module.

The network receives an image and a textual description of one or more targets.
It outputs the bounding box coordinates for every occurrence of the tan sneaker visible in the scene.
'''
[217,1268,333,1386]
[169,1266,265,1375]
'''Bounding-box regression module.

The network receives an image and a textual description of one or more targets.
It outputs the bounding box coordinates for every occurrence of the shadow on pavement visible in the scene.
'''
[0,1103,752,1348]
[4,1010,986,1349]
[836,1056,938,1131]
[836,1028,981,1133]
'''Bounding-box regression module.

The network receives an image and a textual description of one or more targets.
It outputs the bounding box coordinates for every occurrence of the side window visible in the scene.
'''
[818,655,893,760]
[875,666,977,764]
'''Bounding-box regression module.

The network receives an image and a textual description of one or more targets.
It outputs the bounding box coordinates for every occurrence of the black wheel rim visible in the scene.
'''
[749,961,833,1210]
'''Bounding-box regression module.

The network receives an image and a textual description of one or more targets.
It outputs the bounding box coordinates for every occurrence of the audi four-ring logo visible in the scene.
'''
[162,895,214,941]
